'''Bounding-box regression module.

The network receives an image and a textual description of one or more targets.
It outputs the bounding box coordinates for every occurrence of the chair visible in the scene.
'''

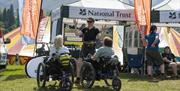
[176,57,180,62]
[127,54,144,75]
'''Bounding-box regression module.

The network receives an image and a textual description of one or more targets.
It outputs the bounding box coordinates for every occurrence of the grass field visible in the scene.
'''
[0,65,180,91]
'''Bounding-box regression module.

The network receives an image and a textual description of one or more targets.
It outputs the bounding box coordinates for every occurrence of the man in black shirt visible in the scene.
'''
[75,17,100,84]
[162,46,180,78]
[76,18,100,57]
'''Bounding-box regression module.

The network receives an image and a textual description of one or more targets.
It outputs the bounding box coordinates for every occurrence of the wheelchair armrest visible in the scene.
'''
[60,52,71,56]
[99,56,111,66]
[99,56,111,61]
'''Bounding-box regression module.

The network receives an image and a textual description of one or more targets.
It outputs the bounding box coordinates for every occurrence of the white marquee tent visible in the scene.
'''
[61,0,135,21]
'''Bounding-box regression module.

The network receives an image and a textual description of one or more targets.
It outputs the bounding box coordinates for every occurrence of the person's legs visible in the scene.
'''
[75,45,87,84]
[75,44,95,84]
[154,53,165,80]
[152,51,165,76]
[146,51,153,77]
[75,58,83,78]
[160,64,165,74]
[176,62,180,66]
[169,62,178,76]
[147,65,153,76]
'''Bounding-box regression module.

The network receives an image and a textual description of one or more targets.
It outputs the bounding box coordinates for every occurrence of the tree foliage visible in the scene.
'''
[0,4,19,34]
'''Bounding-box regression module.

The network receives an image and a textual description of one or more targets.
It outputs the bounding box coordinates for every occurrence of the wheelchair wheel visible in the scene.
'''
[112,77,121,91]
[59,78,73,91]
[104,79,112,86]
[37,63,46,88]
[80,62,95,88]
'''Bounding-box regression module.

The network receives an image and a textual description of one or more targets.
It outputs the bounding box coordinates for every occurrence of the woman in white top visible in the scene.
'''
[49,35,69,58]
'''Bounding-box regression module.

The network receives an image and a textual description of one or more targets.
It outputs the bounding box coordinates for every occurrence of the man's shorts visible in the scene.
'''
[146,50,163,66]
[80,43,96,58]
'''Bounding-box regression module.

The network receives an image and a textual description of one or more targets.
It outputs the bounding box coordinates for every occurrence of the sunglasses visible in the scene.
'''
[87,21,93,23]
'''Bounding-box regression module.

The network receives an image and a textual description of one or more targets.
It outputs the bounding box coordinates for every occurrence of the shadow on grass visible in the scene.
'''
[34,86,61,91]
[5,68,22,72]
[0,74,3,77]
[3,74,27,81]
[34,85,113,91]
[83,86,113,91]
[120,73,160,83]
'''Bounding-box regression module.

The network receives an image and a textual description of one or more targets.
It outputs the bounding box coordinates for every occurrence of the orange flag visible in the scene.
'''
[134,0,151,35]
[134,0,151,46]
[21,0,42,40]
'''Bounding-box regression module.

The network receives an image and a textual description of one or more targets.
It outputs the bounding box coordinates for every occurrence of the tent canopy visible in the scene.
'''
[67,0,134,9]
[153,0,180,10]
[61,0,135,21]
[151,0,180,23]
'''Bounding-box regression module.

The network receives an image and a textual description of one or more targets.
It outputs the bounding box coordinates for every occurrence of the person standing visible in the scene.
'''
[145,25,165,80]
[75,17,100,84]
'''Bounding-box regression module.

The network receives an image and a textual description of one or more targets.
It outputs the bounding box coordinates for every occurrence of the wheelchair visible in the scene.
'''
[36,52,75,91]
[80,55,121,91]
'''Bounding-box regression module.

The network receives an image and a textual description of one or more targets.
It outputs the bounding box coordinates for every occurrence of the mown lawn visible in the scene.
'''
[0,65,180,91]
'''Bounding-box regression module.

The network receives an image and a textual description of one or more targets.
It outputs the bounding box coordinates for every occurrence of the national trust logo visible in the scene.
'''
[169,12,176,19]
[79,9,87,16]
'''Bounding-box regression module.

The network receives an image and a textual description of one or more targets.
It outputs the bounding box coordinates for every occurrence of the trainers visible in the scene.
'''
[75,77,80,84]
[147,75,159,82]
[172,75,179,80]
[159,73,166,80]
[147,75,153,80]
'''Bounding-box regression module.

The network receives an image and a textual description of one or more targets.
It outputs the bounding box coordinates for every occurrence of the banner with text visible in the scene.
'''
[68,6,135,21]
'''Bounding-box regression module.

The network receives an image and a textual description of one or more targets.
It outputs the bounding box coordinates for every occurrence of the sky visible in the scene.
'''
[0,0,169,12]
[119,0,168,6]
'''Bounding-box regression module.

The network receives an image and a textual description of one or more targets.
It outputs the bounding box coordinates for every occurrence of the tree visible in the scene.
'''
[9,4,15,26]
[16,9,20,26]
[0,10,2,21]
[3,8,7,22]
[6,9,11,28]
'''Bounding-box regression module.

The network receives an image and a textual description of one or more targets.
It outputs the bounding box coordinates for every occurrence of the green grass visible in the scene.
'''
[0,65,180,91]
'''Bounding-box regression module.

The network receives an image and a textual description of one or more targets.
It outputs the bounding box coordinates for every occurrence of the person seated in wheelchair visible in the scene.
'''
[92,37,115,61]
[162,46,180,78]
[86,37,118,74]
[47,35,71,74]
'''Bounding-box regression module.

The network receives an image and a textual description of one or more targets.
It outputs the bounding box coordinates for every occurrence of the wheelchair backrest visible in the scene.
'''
[99,56,111,66]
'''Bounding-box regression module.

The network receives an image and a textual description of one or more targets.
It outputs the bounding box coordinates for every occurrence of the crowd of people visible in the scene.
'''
[48,17,180,82]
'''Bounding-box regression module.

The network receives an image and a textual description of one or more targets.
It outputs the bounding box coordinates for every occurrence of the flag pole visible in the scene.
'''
[144,0,152,76]
[33,0,43,57]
